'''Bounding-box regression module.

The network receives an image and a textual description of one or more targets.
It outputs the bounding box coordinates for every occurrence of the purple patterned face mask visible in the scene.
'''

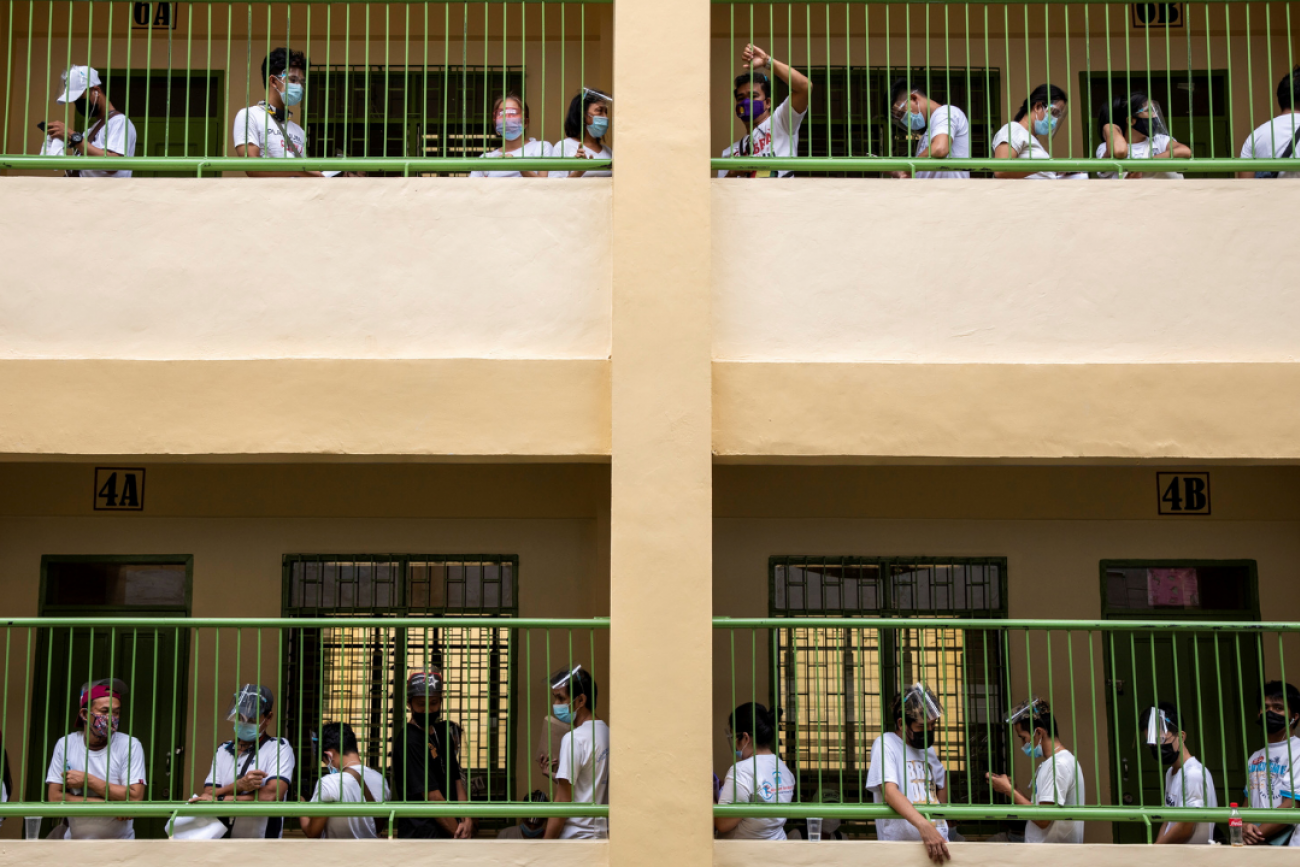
[736,98,767,122]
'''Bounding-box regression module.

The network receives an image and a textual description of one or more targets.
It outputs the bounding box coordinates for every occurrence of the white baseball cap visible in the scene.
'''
[57,65,102,103]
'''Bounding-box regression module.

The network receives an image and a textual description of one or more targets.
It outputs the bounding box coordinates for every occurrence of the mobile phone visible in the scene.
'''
[36,121,46,132]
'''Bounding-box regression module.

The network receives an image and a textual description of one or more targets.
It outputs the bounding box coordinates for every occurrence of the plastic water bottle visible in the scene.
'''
[1229,803,1243,847]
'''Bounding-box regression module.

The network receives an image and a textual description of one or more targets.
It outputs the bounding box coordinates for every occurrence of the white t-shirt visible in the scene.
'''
[40,114,138,178]
[717,753,796,840]
[555,719,610,839]
[915,105,971,179]
[45,732,147,839]
[1095,133,1182,179]
[866,732,949,842]
[549,137,612,178]
[1247,737,1300,810]
[203,736,296,838]
[1163,757,1216,844]
[310,765,389,839]
[232,104,307,160]
[1024,748,1085,844]
[992,122,1061,180]
[718,97,808,178]
[1240,113,1300,178]
[469,139,554,178]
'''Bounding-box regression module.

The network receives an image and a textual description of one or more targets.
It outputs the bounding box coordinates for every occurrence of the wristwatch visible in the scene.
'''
[68,132,84,151]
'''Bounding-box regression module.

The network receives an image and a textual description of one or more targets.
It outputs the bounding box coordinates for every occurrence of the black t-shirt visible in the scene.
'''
[389,718,464,839]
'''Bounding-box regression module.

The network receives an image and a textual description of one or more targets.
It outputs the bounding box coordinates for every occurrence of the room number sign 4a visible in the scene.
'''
[94,468,145,511]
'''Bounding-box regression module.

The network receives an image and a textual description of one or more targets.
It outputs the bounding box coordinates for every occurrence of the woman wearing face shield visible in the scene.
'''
[991,84,1075,179]
[866,684,951,863]
[1096,93,1191,179]
[469,93,554,178]
[715,702,794,839]
[987,698,1085,844]
[551,88,612,178]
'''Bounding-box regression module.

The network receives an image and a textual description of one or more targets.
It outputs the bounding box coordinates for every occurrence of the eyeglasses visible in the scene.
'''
[496,108,523,120]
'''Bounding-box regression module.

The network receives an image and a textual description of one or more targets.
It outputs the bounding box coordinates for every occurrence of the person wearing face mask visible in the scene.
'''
[544,665,609,839]
[497,791,551,838]
[389,670,472,839]
[300,722,389,839]
[469,93,553,178]
[44,679,146,839]
[192,684,295,838]
[1244,680,1300,845]
[232,47,325,178]
[714,702,794,839]
[40,66,137,178]
[1095,93,1190,180]
[866,684,950,863]
[887,79,971,179]
[718,43,812,178]
[991,84,1074,180]
[551,88,613,178]
[987,697,1085,844]
[1137,703,1217,844]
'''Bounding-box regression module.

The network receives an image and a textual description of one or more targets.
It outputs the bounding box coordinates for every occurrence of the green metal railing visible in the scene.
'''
[0,617,610,836]
[713,0,1299,177]
[1,0,612,176]
[714,617,1300,842]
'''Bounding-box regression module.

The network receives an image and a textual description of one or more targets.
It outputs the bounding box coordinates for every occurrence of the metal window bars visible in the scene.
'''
[0,0,612,176]
[713,0,1299,176]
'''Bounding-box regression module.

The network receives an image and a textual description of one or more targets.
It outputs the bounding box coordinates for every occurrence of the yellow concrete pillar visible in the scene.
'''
[609,0,712,861]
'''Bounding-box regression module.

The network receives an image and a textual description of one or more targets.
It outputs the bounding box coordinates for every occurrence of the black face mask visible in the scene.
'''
[906,728,931,750]
[1260,711,1295,734]
[1132,117,1151,137]
[1147,743,1179,766]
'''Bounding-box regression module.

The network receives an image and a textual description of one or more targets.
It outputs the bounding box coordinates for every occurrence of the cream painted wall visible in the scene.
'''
[713,180,1300,364]
[0,180,611,361]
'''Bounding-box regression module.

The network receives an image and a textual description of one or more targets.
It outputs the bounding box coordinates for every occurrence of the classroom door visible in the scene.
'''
[1101,561,1259,844]
[103,70,225,177]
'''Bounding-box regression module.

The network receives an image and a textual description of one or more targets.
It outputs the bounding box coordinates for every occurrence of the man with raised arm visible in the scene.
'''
[718,43,812,178]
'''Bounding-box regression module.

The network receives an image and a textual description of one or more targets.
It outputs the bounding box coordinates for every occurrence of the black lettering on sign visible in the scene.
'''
[1156,472,1210,516]
[1132,3,1183,28]
[94,468,146,511]
[132,2,180,30]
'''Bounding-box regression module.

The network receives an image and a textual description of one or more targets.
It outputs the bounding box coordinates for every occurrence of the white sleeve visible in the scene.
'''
[555,731,576,784]
[549,138,573,178]
[928,106,954,141]
[127,737,147,787]
[772,97,806,138]
[930,752,946,790]
[312,777,337,803]
[1150,134,1172,156]
[44,737,68,785]
[991,125,1010,153]
[865,737,885,792]
[268,740,295,785]
[232,108,266,151]
[716,765,748,806]
[1182,770,1205,808]
[202,752,219,787]
[1037,757,1072,806]
[1239,131,1256,159]
[101,115,132,156]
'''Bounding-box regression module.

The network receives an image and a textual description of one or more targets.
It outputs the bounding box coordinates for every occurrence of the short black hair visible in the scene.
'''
[734,72,771,101]
[1013,703,1060,738]
[1279,66,1300,110]
[1260,680,1300,717]
[262,47,307,85]
[1138,701,1182,735]
[319,721,358,755]
[728,702,777,750]
[889,78,928,107]
[564,89,608,140]
[1014,83,1067,121]
[551,666,598,713]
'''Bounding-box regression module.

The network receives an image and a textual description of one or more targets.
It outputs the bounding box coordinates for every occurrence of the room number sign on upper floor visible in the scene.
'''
[94,468,146,511]
[1157,472,1210,516]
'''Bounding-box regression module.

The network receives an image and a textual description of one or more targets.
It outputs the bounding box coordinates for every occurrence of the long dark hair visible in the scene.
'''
[1015,83,1067,121]
[564,89,608,140]
[729,702,777,750]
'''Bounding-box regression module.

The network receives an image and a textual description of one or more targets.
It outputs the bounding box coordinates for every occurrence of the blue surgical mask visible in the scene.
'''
[734,750,746,761]
[1022,742,1044,760]
[497,119,524,141]
[907,112,927,131]
[281,79,305,107]
[1033,114,1057,137]
[553,703,573,725]
[521,823,546,838]
[586,117,609,139]
[326,765,339,775]
[234,722,260,743]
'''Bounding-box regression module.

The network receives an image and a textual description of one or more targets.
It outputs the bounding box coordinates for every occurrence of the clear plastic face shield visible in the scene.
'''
[550,664,583,696]
[226,684,270,723]
[1144,707,1173,746]
[1006,696,1044,727]
[904,683,944,722]
[1135,100,1170,138]
[582,87,613,106]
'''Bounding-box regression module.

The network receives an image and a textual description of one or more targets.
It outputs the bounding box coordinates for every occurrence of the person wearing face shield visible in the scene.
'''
[300,721,390,839]
[1096,93,1191,180]
[544,665,609,838]
[40,66,137,178]
[232,48,325,178]
[887,79,971,179]
[987,698,1085,844]
[1238,66,1300,179]
[389,670,472,838]
[551,88,613,178]
[991,84,1076,180]
[866,684,950,863]
[1137,703,1217,844]
[192,684,295,838]
[1243,680,1300,845]
[469,93,554,178]
[497,790,551,838]
[715,702,795,839]
[43,679,146,839]
[718,43,812,178]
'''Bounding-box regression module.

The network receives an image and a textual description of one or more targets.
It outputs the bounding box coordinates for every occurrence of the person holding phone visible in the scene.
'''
[40,66,137,178]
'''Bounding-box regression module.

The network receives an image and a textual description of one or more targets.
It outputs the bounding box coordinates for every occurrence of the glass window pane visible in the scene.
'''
[45,561,186,608]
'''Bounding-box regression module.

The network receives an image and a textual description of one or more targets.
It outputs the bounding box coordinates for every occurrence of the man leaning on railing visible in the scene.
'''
[233,48,330,179]
[43,678,146,839]
[40,66,138,179]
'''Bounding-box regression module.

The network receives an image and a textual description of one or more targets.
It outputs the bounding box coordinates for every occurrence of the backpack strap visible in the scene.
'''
[66,110,125,177]
[341,766,376,802]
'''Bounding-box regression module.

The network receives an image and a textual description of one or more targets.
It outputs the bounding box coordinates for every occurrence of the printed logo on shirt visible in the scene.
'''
[1248,756,1294,802]
[904,760,940,805]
